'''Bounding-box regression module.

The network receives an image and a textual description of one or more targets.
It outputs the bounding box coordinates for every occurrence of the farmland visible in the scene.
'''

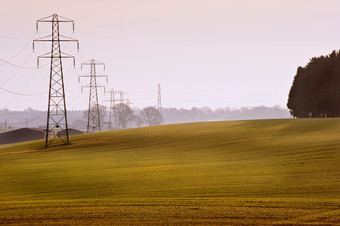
[0,119,339,224]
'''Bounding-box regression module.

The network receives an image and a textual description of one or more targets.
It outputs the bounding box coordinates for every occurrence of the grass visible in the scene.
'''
[0,118,339,225]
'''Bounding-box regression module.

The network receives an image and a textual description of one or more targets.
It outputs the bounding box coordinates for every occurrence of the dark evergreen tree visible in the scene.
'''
[288,50,340,118]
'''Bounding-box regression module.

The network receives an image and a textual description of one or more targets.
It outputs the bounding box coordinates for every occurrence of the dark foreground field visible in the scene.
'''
[0,119,339,225]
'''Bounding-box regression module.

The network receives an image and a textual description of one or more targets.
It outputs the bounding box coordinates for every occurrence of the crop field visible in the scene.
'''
[0,118,339,225]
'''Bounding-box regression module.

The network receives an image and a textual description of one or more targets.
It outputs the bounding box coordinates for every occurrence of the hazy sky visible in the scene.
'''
[1,0,340,110]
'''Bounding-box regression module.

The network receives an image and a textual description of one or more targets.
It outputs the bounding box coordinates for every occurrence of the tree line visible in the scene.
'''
[288,50,340,118]
[0,105,290,130]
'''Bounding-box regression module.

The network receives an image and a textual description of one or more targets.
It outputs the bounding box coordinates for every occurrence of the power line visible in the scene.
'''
[0,51,35,86]
[35,61,49,85]
[1,68,43,108]
[0,57,38,70]
[72,33,86,62]
[0,37,35,67]
[0,24,49,41]
[0,86,46,96]
[7,112,46,126]
[0,32,36,40]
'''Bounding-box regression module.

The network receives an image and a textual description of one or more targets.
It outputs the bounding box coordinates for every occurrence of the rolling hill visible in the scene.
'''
[0,119,339,225]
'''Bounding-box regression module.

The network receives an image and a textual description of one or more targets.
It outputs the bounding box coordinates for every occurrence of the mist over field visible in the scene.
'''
[0,106,290,130]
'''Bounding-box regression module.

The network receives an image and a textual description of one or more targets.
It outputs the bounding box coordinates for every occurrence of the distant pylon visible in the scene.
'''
[103,90,130,130]
[79,59,107,133]
[33,14,79,148]
[157,83,163,123]
[107,89,116,130]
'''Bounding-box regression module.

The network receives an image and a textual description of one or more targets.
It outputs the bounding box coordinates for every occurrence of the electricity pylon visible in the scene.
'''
[103,90,129,130]
[157,83,163,123]
[105,89,116,131]
[79,59,107,133]
[33,14,79,148]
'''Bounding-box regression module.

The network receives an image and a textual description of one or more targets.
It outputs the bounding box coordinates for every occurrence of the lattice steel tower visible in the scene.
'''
[158,83,163,123]
[103,90,129,130]
[106,89,116,131]
[79,59,107,133]
[33,14,79,148]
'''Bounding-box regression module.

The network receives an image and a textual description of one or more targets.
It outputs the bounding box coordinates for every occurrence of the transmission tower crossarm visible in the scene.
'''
[33,36,79,51]
[33,36,77,42]
[81,60,105,65]
[81,86,106,93]
[37,14,74,22]
[79,74,108,77]
[37,52,75,58]
[33,25,79,52]
[81,61,105,71]
[36,14,75,32]
[79,74,108,83]
[82,85,106,88]
[37,52,76,68]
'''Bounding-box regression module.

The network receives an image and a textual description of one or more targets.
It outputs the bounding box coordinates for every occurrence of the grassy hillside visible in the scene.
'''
[0,119,339,224]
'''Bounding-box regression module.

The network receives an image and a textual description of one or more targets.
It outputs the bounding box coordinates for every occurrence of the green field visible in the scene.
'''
[0,119,339,225]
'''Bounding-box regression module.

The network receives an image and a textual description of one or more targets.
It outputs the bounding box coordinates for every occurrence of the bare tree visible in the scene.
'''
[134,115,144,128]
[114,103,135,129]
[140,106,162,126]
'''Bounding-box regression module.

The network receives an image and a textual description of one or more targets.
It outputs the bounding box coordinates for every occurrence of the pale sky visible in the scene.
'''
[1,0,340,110]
